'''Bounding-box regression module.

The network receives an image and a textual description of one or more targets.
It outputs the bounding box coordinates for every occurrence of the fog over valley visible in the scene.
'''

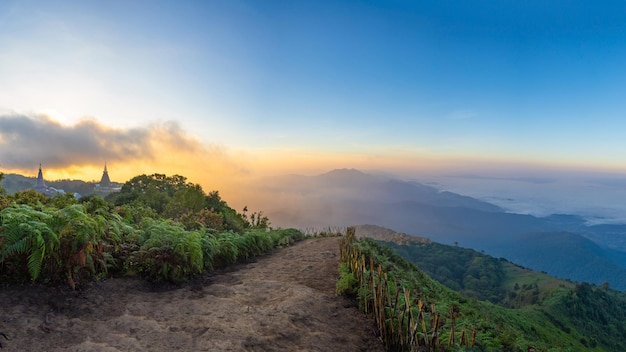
[419,172,626,225]
[244,168,626,229]
[239,168,626,290]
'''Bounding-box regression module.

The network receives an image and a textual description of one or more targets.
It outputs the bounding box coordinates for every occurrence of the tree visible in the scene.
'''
[248,210,271,229]
[79,194,112,215]
[48,192,78,209]
[115,174,199,215]
[206,190,227,212]
[163,184,206,220]
[0,173,9,211]
[9,190,47,208]
[0,172,5,195]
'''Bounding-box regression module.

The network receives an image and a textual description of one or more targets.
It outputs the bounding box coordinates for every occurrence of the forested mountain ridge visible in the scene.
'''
[1,173,114,196]
[351,224,626,351]
[492,231,626,291]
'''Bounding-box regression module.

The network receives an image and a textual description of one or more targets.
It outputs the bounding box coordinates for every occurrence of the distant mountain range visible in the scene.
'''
[0,173,117,197]
[253,168,626,290]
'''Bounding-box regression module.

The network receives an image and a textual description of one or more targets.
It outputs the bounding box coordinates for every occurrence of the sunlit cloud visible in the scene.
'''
[0,113,153,168]
[0,113,248,193]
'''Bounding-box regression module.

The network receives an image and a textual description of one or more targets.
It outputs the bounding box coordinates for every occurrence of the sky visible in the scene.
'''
[2,0,626,211]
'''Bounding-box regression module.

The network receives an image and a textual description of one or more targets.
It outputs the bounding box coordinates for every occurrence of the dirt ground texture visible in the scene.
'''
[0,237,386,351]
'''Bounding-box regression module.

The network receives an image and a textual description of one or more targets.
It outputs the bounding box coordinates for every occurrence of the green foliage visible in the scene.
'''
[115,174,190,211]
[0,174,8,211]
[49,204,107,288]
[549,282,626,351]
[0,204,58,282]
[0,172,304,291]
[235,230,274,259]
[0,173,33,194]
[241,206,271,229]
[270,228,306,246]
[336,262,357,295]
[114,174,248,232]
[173,208,224,231]
[115,203,158,225]
[123,220,304,283]
[0,173,7,211]
[163,184,206,220]
[341,234,616,351]
[47,178,102,197]
[357,233,626,351]
[9,189,47,208]
[0,195,8,212]
[384,239,506,302]
[206,190,227,212]
[211,231,239,267]
[78,194,111,214]
[130,219,204,283]
[200,234,219,271]
[0,172,5,195]
[0,201,134,286]
[48,192,78,208]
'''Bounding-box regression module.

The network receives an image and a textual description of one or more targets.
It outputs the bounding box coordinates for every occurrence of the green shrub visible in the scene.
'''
[212,232,239,267]
[130,219,203,283]
[0,204,58,283]
[336,262,357,295]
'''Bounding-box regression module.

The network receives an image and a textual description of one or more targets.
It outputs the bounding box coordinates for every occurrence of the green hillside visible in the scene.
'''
[345,225,626,351]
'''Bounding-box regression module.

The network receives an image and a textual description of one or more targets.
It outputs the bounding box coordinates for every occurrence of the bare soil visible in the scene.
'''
[0,237,385,351]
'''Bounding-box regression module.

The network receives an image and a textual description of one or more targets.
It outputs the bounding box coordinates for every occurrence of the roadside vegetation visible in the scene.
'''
[0,172,304,288]
[344,225,626,351]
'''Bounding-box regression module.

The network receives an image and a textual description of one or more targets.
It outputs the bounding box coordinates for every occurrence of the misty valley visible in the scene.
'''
[246,168,626,291]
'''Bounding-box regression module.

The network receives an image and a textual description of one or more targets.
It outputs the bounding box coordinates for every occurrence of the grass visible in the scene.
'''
[502,261,575,293]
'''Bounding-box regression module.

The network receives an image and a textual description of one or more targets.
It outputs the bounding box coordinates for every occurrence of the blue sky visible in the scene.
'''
[2,0,626,185]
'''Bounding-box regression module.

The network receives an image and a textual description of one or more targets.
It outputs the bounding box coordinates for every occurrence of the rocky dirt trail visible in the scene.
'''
[0,237,386,351]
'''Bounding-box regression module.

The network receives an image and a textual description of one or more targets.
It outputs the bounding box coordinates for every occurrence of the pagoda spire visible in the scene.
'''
[99,162,112,187]
[34,163,47,192]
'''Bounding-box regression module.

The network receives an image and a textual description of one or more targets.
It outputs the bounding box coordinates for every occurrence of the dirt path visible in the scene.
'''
[0,237,386,351]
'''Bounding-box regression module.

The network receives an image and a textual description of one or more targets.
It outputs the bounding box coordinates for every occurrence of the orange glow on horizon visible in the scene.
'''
[5,146,626,213]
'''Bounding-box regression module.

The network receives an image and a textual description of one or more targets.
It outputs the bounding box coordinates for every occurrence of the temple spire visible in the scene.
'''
[34,163,47,192]
[99,162,112,187]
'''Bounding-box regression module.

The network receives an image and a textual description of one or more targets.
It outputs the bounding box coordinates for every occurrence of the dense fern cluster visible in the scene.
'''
[0,173,304,287]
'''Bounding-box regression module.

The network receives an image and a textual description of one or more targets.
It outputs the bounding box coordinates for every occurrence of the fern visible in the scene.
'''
[0,205,58,281]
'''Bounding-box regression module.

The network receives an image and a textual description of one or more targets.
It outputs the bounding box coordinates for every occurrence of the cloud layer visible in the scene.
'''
[0,113,202,169]
[0,113,254,203]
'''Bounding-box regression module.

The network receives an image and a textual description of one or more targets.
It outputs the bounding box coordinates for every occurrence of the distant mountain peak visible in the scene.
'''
[354,224,432,244]
[320,168,368,178]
